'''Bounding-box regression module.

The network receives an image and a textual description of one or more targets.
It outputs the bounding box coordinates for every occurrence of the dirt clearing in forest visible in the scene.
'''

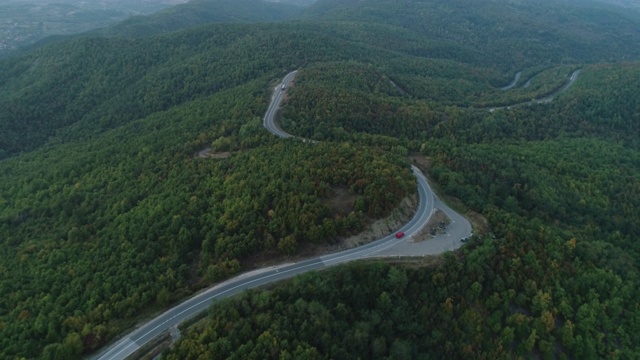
[322,186,360,216]
[411,209,451,242]
[243,194,419,270]
[339,194,418,249]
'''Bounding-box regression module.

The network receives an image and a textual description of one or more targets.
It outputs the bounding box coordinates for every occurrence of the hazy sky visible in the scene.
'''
[5,0,189,6]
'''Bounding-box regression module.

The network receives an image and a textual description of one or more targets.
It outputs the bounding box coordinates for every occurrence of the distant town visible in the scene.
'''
[0,0,185,55]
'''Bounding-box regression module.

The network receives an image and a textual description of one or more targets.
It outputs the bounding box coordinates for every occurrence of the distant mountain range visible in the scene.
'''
[1,0,317,56]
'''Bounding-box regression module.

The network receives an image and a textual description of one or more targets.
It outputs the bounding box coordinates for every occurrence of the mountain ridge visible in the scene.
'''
[0,0,639,358]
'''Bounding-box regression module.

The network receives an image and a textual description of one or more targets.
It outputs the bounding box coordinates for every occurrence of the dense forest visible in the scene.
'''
[0,82,414,357]
[1,0,639,358]
[164,58,640,360]
[98,0,305,38]
[0,0,159,57]
[5,0,305,58]
[303,0,640,69]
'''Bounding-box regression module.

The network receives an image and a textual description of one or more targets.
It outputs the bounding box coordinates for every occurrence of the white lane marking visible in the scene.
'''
[98,70,444,360]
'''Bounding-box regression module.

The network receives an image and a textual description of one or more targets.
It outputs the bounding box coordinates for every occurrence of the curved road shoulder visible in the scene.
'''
[500,71,522,91]
[263,70,297,138]
[91,166,440,360]
[90,70,472,360]
[490,68,581,111]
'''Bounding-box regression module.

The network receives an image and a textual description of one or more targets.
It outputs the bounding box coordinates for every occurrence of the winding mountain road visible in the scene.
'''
[90,70,471,360]
[490,68,581,111]
[535,69,581,104]
[92,64,581,359]
[263,70,297,138]
[500,71,522,90]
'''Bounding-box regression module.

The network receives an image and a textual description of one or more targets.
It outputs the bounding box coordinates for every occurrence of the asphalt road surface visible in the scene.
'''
[536,69,581,103]
[91,164,437,360]
[90,70,470,360]
[490,68,581,111]
[263,70,297,138]
[500,71,522,90]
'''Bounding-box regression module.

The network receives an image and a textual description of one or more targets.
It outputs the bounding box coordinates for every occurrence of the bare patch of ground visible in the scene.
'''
[242,193,419,270]
[340,194,418,249]
[196,147,231,159]
[409,153,431,170]
[430,192,489,237]
[466,210,490,236]
[412,209,450,242]
[322,186,359,216]
[408,153,490,236]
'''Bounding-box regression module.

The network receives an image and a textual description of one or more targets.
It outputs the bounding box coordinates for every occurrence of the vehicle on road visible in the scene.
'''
[281,84,285,90]
[93,70,468,360]
[460,237,467,242]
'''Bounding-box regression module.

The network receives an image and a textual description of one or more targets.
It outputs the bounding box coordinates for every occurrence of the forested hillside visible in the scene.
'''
[303,0,640,70]
[100,0,305,38]
[1,0,639,358]
[0,0,172,57]
[0,22,422,359]
[166,61,640,359]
